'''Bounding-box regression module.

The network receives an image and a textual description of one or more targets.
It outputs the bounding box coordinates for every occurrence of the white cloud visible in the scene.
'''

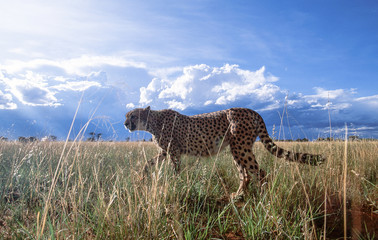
[355,94,378,107]
[126,103,135,109]
[0,90,17,109]
[1,55,146,75]
[326,124,378,136]
[305,87,356,100]
[301,87,357,110]
[0,66,103,107]
[0,56,376,139]
[51,81,101,92]
[148,66,183,80]
[166,100,187,110]
[311,87,349,99]
[158,64,210,100]
[204,100,213,106]
[140,77,164,105]
[131,64,378,139]
[141,64,283,110]
[60,55,146,75]
[0,71,59,107]
[6,78,60,107]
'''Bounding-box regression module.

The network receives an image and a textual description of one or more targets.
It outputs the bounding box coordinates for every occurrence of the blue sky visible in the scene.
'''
[0,0,377,140]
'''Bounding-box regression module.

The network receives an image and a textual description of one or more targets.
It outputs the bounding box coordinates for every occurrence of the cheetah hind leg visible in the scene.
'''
[230,168,266,201]
[230,166,251,201]
[230,150,266,200]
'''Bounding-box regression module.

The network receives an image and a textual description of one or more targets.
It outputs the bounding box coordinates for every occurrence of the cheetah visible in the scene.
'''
[124,106,325,198]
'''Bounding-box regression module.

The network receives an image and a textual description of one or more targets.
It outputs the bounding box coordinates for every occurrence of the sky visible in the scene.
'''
[0,0,377,141]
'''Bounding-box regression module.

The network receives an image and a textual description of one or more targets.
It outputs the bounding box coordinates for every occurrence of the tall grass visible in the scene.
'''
[0,140,377,239]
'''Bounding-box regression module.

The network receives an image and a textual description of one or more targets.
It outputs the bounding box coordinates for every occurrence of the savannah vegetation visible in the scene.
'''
[0,140,377,239]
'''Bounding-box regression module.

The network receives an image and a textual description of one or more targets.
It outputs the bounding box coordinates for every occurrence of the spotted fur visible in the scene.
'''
[124,106,325,198]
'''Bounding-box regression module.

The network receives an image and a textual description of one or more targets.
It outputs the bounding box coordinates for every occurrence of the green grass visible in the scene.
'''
[0,141,377,239]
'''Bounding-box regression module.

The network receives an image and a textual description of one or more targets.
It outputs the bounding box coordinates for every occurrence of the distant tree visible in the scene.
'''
[349,135,359,141]
[18,136,38,143]
[296,138,309,142]
[97,133,102,141]
[28,137,38,142]
[87,132,96,142]
[0,136,8,141]
[125,137,130,142]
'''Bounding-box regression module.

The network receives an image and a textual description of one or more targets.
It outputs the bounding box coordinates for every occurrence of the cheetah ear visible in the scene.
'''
[144,106,151,111]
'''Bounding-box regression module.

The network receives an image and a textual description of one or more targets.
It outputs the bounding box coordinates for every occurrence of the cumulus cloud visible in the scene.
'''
[0,71,59,107]
[0,90,17,109]
[1,57,377,138]
[126,103,135,109]
[0,55,153,112]
[140,77,164,105]
[211,65,279,104]
[141,64,283,110]
[0,67,103,107]
[137,64,373,128]
[133,63,378,138]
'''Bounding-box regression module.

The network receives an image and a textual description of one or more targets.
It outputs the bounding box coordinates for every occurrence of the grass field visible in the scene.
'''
[0,140,377,239]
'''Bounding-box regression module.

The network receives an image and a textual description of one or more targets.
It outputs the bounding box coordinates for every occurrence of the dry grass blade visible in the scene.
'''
[38,93,83,238]
[343,124,348,240]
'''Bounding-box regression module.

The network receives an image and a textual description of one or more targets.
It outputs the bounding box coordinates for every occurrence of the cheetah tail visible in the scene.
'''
[259,131,325,166]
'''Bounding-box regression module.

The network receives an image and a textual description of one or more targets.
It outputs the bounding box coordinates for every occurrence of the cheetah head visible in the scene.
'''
[124,106,151,132]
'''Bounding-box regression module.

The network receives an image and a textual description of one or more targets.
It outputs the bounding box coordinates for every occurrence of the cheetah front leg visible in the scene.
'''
[143,149,181,174]
[168,151,181,173]
[143,150,167,174]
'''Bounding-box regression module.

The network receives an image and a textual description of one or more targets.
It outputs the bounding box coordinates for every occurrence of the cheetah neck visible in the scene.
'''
[146,110,163,136]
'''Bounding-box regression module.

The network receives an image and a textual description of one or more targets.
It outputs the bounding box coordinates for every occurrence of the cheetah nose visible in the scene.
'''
[124,121,135,133]
[124,124,132,133]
